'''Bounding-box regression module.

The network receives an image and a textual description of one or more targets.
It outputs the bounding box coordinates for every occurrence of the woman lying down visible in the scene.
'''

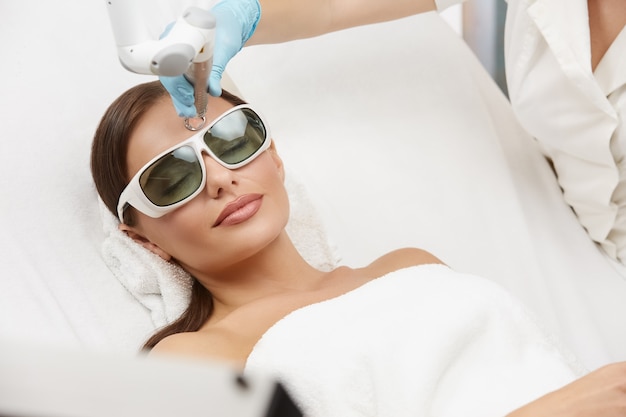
[91,81,626,417]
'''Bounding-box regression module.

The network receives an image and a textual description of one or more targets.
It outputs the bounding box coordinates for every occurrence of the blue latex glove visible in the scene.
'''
[160,0,261,117]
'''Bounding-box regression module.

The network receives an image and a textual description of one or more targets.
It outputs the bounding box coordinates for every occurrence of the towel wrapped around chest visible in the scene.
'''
[245,264,584,417]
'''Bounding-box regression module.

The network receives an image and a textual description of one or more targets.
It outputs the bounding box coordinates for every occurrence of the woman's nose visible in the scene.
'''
[201,153,237,198]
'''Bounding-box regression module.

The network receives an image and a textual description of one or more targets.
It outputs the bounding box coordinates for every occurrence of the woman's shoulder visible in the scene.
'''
[363,247,445,278]
[149,326,248,368]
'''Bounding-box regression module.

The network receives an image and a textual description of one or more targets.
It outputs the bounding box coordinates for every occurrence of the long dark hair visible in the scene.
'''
[90,80,246,349]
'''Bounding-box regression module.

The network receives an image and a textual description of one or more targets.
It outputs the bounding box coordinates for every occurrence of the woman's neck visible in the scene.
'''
[193,232,329,322]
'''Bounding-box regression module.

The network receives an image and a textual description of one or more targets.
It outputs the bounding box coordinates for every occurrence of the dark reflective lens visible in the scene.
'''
[139,146,203,206]
[204,108,267,165]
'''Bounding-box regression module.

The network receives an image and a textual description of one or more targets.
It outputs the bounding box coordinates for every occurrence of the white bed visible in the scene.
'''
[1,0,625,380]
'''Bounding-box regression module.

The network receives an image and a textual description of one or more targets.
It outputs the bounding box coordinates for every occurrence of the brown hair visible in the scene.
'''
[90,80,246,350]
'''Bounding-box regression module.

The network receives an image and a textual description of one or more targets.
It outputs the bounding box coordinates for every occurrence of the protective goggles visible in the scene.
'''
[117,104,271,222]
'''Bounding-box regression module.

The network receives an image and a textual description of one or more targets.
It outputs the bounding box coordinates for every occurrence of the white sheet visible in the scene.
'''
[246,264,582,417]
[1,0,625,372]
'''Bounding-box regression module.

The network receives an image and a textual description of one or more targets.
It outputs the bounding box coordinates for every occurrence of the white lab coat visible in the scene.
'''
[437,0,626,261]
[504,0,626,263]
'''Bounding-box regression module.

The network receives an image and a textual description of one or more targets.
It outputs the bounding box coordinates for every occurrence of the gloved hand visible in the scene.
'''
[160,0,261,117]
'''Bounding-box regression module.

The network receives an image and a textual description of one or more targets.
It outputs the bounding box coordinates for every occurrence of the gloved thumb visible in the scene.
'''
[209,62,225,97]
[207,5,239,97]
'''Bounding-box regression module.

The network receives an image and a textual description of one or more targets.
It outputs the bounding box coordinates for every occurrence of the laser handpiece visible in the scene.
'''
[104,3,215,130]
[183,41,213,131]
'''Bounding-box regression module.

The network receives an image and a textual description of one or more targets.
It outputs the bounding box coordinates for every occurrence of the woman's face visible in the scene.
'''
[123,95,290,276]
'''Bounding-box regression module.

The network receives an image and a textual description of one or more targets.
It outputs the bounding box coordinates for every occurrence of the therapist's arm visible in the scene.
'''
[249,0,437,44]
[504,362,626,417]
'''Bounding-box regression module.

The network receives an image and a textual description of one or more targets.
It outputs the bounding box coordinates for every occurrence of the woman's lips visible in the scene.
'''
[213,194,263,227]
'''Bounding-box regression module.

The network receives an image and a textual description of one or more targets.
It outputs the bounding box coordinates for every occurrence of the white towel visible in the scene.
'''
[245,264,585,417]
[99,198,194,328]
[99,170,340,329]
